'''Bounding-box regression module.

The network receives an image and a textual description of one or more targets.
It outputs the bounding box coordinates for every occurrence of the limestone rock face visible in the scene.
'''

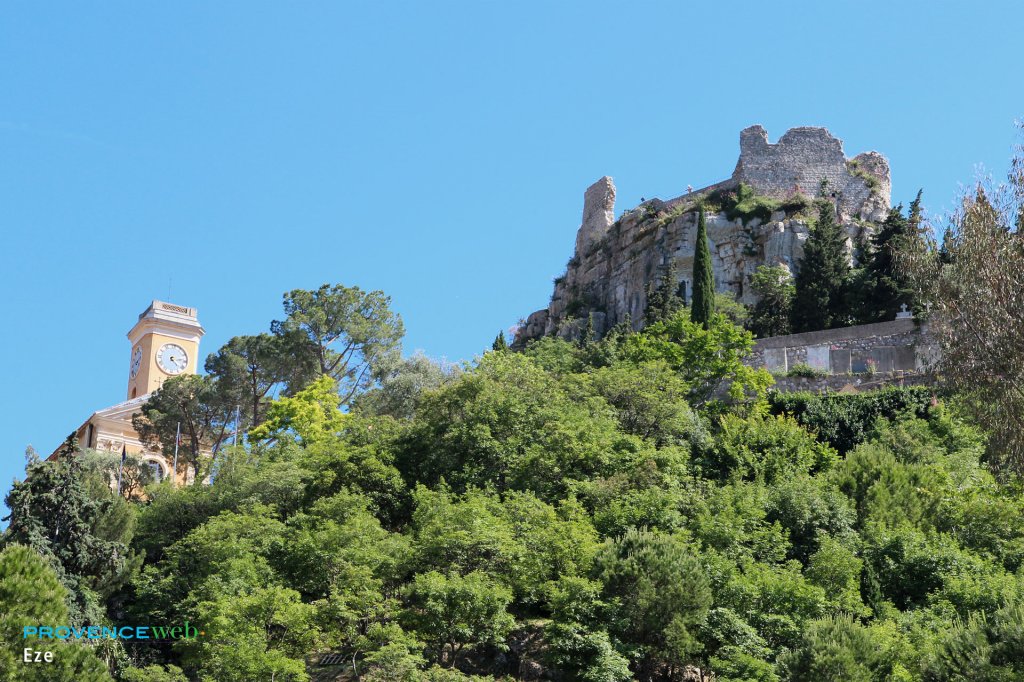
[515,126,891,346]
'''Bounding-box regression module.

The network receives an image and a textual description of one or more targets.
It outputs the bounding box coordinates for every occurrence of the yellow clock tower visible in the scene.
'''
[126,301,205,399]
[50,300,206,488]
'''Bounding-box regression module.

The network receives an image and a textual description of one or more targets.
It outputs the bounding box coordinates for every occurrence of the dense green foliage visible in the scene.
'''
[768,386,934,453]
[5,283,1024,681]
[0,544,113,680]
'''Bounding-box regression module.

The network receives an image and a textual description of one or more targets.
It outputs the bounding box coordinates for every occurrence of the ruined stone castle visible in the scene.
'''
[515,125,892,344]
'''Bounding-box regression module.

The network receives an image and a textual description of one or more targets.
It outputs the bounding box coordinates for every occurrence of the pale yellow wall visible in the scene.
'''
[127,331,200,399]
[65,418,192,488]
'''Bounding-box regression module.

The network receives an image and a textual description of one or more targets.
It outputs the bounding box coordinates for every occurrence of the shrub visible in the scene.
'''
[846,159,880,191]
[768,386,933,453]
[787,363,827,378]
[702,184,809,226]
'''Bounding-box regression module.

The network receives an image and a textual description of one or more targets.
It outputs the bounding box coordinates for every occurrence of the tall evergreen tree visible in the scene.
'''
[492,330,508,351]
[2,437,136,625]
[857,190,925,323]
[691,207,715,329]
[791,199,852,332]
[645,261,684,325]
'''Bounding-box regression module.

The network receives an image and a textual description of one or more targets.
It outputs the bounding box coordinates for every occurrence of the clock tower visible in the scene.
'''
[126,300,205,399]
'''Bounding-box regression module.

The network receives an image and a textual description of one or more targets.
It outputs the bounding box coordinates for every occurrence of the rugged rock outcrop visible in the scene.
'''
[515,126,890,345]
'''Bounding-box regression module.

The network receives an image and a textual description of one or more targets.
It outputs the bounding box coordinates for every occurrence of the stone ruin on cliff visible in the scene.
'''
[515,125,892,345]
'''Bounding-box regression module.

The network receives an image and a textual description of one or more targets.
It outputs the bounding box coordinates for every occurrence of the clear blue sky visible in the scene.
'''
[2,2,1022,518]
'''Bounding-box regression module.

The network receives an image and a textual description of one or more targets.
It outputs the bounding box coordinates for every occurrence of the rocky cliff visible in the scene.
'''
[515,125,891,344]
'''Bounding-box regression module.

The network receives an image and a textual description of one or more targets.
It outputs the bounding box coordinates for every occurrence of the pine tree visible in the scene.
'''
[691,207,715,329]
[791,199,852,333]
[0,545,113,680]
[491,331,508,352]
[645,261,684,325]
[857,190,925,323]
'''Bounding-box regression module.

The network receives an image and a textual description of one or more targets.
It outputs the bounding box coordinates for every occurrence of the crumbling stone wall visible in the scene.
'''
[515,125,892,346]
[732,125,890,222]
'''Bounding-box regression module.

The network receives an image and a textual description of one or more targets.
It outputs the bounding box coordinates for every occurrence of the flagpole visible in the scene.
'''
[173,422,180,487]
[117,444,126,496]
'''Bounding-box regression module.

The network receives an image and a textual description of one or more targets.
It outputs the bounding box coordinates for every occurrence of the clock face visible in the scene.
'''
[156,343,189,375]
[129,347,143,378]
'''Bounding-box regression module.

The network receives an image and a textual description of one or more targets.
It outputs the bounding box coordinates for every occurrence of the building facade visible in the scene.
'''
[50,300,205,486]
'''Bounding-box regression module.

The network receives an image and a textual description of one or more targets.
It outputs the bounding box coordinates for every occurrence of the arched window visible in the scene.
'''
[144,459,166,483]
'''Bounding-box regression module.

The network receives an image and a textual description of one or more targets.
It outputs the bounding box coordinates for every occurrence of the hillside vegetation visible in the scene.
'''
[4,305,1024,682]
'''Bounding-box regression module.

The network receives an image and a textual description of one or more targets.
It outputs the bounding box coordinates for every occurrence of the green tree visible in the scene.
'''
[749,265,794,338]
[594,528,713,679]
[131,505,287,626]
[0,544,112,681]
[181,585,320,682]
[133,374,233,481]
[791,199,852,333]
[398,351,630,499]
[79,447,158,499]
[646,261,685,325]
[923,600,1024,681]
[704,414,837,484]
[714,291,750,328]
[354,352,459,420]
[543,576,631,682]
[624,310,773,408]
[491,331,508,351]
[900,131,1024,472]
[272,283,405,403]
[691,207,715,328]
[121,665,189,682]
[248,375,347,446]
[402,571,515,667]
[857,193,925,323]
[204,333,290,429]
[778,615,886,682]
[581,360,702,446]
[410,487,597,604]
[2,447,135,626]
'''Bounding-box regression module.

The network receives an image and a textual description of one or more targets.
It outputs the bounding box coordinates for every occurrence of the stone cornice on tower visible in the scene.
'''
[127,300,205,346]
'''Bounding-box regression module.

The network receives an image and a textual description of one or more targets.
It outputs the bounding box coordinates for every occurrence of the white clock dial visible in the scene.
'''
[129,347,142,378]
[156,343,189,375]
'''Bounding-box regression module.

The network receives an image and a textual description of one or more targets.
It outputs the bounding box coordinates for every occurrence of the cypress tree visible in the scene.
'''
[791,199,852,332]
[691,207,715,328]
[491,331,508,351]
